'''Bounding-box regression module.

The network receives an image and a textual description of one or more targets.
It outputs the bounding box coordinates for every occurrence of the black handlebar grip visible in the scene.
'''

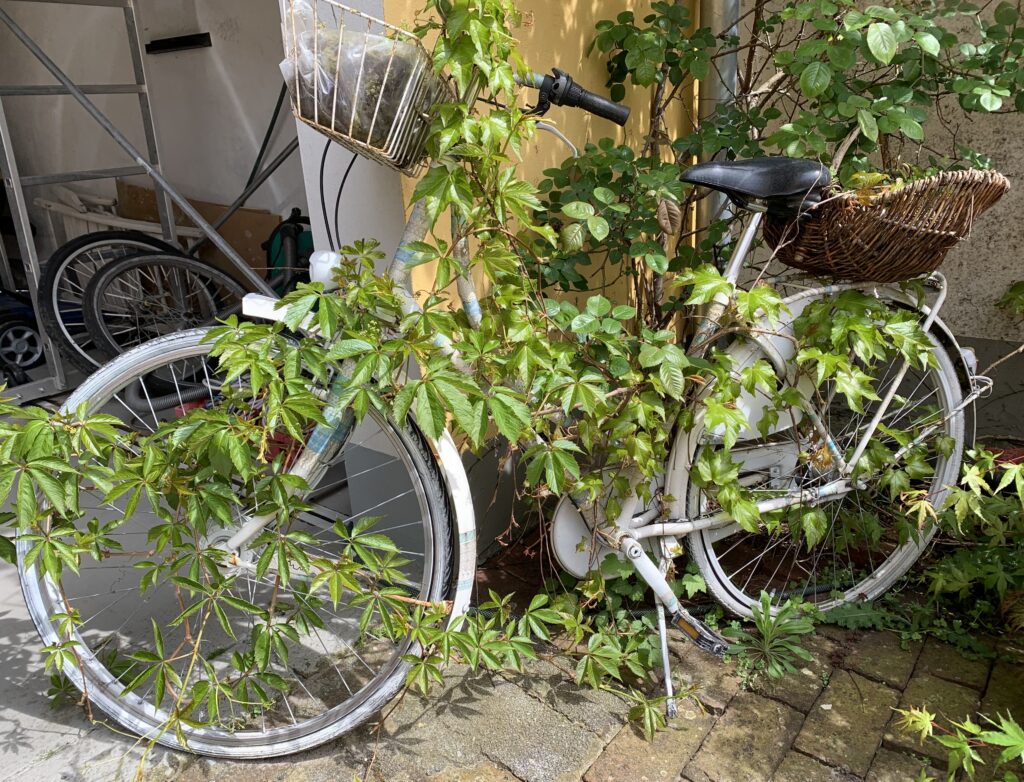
[548,72,631,126]
[567,83,631,126]
[577,89,631,126]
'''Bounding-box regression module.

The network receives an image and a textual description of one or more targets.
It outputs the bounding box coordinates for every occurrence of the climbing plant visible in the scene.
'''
[0,0,1022,771]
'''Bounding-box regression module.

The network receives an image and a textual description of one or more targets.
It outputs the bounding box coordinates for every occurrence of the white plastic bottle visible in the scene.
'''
[308,250,344,291]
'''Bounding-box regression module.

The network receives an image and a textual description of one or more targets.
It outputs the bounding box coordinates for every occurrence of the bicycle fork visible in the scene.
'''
[226,378,355,552]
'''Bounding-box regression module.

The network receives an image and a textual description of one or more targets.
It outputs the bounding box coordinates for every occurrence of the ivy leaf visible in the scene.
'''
[330,339,374,359]
[979,91,1002,112]
[644,253,668,274]
[914,32,940,56]
[896,114,924,141]
[801,508,829,549]
[678,264,732,305]
[586,296,612,317]
[414,383,447,441]
[659,362,685,399]
[994,2,1019,25]
[489,392,531,441]
[563,201,596,220]
[560,222,586,252]
[799,61,832,98]
[866,22,897,64]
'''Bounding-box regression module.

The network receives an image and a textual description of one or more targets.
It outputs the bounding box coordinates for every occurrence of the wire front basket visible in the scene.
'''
[281,0,450,176]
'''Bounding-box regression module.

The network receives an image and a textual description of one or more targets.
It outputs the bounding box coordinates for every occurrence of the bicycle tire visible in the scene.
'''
[18,327,455,758]
[82,253,247,359]
[683,298,964,619]
[37,231,180,373]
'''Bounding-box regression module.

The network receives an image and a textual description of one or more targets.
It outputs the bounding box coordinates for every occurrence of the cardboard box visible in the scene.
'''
[115,180,281,283]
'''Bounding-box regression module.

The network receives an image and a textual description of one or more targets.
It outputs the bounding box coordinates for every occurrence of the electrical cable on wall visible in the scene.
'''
[319,139,335,251]
[333,154,358,246]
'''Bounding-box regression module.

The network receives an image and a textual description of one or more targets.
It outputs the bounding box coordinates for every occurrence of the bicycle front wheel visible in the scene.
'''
[685,303,964,618]
[18,328,454,758]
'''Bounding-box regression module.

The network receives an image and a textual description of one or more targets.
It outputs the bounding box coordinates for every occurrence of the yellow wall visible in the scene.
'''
[381,0,696,300]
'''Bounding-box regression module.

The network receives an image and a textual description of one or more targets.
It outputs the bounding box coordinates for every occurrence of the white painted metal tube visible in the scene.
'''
[621,536,683,616]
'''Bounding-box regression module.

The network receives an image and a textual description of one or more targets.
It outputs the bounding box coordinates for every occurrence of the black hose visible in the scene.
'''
[332,154,358,249]
[246,83,289,190]
[319,139,335,251]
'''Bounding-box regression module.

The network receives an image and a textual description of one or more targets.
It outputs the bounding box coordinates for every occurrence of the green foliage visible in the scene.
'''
[726,593,816,684]
[1,0,1023,763]
[896,707,1024,780]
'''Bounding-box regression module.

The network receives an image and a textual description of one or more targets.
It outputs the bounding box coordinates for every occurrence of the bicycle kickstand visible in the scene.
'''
[623,536,730,659]
[654,598,678,718]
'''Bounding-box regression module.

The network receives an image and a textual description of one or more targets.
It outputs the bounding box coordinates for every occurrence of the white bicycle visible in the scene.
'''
[16,0,1005,759]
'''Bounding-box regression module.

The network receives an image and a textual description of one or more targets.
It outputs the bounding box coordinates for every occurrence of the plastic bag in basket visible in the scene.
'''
[281,1,422,150]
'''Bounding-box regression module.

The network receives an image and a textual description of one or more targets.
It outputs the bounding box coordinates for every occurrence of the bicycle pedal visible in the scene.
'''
[673,609,729,659]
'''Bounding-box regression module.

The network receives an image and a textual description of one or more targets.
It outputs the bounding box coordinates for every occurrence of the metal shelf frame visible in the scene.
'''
[0,0,278,403]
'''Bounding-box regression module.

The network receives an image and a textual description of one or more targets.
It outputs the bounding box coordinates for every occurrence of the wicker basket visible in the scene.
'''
[763,169,1010,283]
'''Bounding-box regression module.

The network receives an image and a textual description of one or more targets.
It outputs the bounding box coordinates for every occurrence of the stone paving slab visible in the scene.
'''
[915,638,991,691]
[883,672,982,763]
[365,668,607,782]
[668,638,742,714]
[583,708,714,782]
[865,748,932,782]
[843,632,922,690]
[974,662,1024,782]
[773,750,859,781]
[794,670,900,777]
[505,658,626,742]
[428,762,523,781]
[981,660,1024,717]
[2,538,1023,782]
[683,692,802,782]
[754,634,836,713]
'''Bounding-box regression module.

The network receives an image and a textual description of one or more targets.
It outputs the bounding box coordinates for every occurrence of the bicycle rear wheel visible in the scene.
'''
[685,303,964,618]
[18,328,454,757]
[82,253,247,358]
[37,231,180,372]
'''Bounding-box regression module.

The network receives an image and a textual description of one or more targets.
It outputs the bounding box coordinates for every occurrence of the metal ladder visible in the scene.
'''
[0,0,178,402]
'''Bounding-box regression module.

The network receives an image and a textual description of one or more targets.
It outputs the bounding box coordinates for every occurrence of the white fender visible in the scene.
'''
[666,287,829,519]
[432,431,477,627]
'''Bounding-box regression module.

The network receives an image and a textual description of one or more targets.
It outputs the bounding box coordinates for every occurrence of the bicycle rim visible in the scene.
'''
[83,254,247,358]
[18,328,453,757]
[39,232,179,371]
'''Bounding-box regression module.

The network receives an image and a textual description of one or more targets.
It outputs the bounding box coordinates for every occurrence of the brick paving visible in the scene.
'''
[163,627,1024,782]
[2,543,1022,782]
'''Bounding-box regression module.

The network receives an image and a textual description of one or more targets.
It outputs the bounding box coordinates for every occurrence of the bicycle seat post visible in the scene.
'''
[691,210,763,354]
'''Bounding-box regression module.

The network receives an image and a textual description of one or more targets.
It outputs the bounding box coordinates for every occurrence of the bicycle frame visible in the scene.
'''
[633,218,988,544]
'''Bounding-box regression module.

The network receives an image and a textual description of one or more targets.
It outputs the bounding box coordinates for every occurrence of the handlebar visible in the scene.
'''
[518,69,631,127]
